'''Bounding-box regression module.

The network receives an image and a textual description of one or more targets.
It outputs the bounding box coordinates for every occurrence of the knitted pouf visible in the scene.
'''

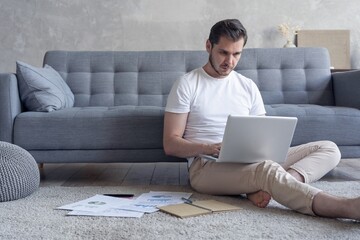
[0,141,40,202]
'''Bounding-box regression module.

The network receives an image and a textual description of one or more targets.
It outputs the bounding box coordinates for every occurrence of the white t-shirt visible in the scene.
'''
[165,67,266,146]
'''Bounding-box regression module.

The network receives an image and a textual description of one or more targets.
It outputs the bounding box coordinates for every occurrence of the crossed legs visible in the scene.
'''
[189,157,321,215]
[189,141,360,219]
[247,140,341,208]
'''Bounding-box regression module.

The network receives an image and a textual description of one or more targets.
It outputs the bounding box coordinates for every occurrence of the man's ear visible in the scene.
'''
[206,39,212,53]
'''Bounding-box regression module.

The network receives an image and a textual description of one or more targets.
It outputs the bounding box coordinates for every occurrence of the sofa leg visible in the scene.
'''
[38,163,44,169]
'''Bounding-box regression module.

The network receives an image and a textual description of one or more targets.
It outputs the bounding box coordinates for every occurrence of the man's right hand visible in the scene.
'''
[203,142,222,157]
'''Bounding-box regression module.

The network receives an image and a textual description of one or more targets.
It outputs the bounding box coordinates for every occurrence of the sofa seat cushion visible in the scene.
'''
[265,104,360,146]
[14,106,164,150]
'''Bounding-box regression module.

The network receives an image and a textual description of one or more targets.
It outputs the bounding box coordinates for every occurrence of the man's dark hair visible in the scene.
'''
[208,19,248,46]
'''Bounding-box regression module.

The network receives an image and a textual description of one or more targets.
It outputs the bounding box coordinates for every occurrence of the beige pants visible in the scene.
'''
[189,141,341,215]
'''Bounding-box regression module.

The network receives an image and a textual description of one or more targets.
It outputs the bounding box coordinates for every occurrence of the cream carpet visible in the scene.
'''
[1,181,359,240]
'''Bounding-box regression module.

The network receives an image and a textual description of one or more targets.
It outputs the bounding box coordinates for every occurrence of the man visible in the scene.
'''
[163,19,360,220]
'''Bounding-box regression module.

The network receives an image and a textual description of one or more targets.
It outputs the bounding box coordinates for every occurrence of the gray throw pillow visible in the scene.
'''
[16,61,74,112]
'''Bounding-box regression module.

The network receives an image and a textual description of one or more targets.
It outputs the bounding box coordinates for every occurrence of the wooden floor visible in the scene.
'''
[39,158,360,187]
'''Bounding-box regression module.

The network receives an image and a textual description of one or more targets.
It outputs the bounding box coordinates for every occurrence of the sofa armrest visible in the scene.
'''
[332,70,360,109]
[0,73,22,142]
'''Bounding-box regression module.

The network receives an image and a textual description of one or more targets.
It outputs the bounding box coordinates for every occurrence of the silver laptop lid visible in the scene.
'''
[217,115,297,163]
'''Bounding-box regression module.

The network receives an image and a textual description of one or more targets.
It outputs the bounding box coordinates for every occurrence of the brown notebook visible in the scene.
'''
[158,200,241,218]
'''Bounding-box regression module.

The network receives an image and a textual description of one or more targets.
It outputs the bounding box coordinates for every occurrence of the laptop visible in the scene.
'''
[200,115,297,164]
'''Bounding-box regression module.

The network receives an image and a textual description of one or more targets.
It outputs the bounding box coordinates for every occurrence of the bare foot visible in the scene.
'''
[246,191,272,208]
[347,197,360,220]
[313,193,360,220]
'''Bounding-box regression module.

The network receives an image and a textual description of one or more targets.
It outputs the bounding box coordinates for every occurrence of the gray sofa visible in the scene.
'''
[1,48,360,163]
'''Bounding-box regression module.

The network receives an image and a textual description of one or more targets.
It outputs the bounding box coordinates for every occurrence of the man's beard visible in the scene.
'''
[208,53,232,77]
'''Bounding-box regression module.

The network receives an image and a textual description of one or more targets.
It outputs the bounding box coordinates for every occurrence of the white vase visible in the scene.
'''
[283,40,296,48]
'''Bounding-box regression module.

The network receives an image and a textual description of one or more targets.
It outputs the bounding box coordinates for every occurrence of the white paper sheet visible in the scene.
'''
[67,208,143,218]
[57,194,132,212]
[56,191,193,218]
[131,191,192,212]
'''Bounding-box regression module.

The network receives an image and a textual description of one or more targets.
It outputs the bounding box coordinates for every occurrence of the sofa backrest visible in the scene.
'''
[236,48,333,105]
[43,48,333,107]
[44,51,207,107]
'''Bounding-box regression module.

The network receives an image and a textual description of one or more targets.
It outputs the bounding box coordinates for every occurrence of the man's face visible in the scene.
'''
[206,36,244,78]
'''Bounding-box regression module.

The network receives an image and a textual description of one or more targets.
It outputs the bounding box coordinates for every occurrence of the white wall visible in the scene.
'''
[1,0,359,72]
